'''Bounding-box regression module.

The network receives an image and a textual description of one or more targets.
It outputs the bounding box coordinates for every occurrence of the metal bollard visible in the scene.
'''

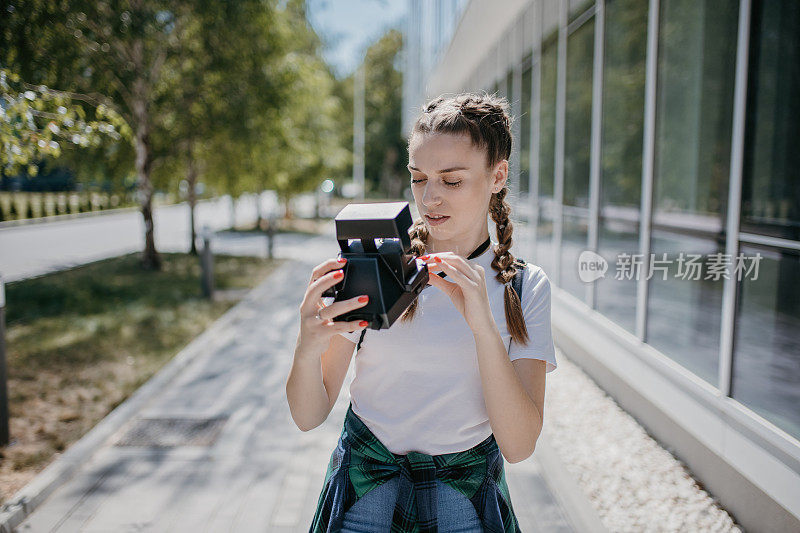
[200,226,215,299]
[0,275,9,445]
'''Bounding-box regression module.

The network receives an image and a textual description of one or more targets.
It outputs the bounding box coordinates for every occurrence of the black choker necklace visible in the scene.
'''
[466,237,492,260]
[426,237,492,283]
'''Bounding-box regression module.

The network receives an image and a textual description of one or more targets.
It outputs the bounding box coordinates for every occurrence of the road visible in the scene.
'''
[0,195,266,283]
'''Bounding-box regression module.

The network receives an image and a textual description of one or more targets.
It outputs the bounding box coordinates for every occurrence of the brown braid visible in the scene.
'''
[401,92,530,346]
[399,219,430,322]
[489,187,530,344]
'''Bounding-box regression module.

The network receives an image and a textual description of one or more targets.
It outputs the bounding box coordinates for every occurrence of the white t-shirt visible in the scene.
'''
[337,241,557,455]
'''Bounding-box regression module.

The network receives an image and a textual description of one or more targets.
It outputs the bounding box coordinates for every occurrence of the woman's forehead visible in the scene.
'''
[408,132,486,167]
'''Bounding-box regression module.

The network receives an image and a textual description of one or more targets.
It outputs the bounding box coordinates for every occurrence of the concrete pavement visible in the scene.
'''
[6,226,592,532]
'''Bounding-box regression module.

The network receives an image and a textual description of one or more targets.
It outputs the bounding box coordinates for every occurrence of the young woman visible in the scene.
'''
[286,92,557,533]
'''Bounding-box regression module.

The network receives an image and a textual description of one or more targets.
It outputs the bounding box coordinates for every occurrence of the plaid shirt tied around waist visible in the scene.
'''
[309,403,522,533]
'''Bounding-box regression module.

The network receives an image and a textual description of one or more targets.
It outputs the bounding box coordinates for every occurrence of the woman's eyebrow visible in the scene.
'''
[407,165,469,173]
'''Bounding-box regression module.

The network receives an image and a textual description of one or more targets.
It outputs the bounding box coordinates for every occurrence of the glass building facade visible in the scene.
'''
[405,0,799,526]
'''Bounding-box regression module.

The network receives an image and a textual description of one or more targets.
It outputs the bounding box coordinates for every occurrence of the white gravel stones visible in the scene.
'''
[542,350,744,532]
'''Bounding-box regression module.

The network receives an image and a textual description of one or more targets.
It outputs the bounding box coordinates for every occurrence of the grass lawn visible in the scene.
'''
[0,252,284,503]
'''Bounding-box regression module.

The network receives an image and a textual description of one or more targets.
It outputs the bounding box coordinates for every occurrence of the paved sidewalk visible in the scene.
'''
[10,229,583,532]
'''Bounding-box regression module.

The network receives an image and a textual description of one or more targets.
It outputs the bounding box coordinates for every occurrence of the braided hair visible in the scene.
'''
[401,92,530,346]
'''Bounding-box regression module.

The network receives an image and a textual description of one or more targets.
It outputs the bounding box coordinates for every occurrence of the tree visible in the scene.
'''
[2,0,199,269]
[0,68,127,176]
[329,28,405,199]
[3,0,349,256]
[200,0,348,219]
[154,1,289,252]
[184,0,297,235]
[363,29,406,199]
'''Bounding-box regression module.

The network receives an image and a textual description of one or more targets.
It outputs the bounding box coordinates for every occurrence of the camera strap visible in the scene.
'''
[354,240,528,352]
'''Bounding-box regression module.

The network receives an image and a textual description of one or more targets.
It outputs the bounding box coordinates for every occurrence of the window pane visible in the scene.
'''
[653,0,738,225]
[498,71,508,100]
[597,218,640,333]
[594,0,648,332]
[535,200,557,279]
[514,216,535,260]
[647,230,724,385]
[564,17,594,208]
[520,65,533,194]
[569,0,594,21]
[601,0,648,208]
[506,68,516,191]
[732,245,800,440]
[740,0,800,240]
[645,0,738,385]
[538,33,558,200]
[561,213,589,300]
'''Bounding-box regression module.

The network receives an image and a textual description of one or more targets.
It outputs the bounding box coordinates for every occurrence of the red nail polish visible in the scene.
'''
[337,257,347,263]
[420,255,430,260]
[334,271,344,279]
[359,320,368,327]
[434,257,442,263]
[358,295,369,303]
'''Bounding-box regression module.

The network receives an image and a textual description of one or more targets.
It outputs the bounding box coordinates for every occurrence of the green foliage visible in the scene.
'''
[0,68,128,176]
[362,29,406,198]
[332,28,406,198]
[1,0,351,211]
[209,0,349,203]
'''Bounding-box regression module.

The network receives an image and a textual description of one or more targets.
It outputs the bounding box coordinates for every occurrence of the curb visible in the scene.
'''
[0,261,285,533]
[534,433,609,533]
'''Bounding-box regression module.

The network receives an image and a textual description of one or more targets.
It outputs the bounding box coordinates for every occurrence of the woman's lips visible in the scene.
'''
[425,214,450,226]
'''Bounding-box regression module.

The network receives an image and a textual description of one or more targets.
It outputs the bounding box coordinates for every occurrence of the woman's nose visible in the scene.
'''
[421,183,442,207]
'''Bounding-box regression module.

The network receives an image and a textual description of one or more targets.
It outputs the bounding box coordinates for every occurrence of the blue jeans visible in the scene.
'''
[340,475,483,533]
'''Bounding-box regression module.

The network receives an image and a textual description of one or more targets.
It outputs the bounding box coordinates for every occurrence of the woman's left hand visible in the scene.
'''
[420,252,495,334]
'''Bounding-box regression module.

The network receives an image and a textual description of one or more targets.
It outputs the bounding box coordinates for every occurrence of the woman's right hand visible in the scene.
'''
[298,257,370,353]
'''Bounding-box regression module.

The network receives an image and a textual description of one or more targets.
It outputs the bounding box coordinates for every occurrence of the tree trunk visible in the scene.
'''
[134,94,160,270]
[255,190,263,230]
[283,195,293,220]
[187,145,198,256]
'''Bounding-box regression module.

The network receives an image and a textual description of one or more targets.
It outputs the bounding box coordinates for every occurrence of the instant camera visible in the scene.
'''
[322,201,429,330]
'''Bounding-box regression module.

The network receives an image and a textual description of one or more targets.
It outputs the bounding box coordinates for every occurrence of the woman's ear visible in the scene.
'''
[491,160,509,193]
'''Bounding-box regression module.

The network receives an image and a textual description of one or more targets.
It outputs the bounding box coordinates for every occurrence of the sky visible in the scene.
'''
[306,0,408,78]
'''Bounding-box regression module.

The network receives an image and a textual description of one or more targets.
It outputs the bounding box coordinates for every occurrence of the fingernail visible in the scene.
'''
[337,258,347,263]
[334,271,344,279]
[358,295,369,303]
[359,320,368,327]
[434,257,442,263]
[420,255,430,260]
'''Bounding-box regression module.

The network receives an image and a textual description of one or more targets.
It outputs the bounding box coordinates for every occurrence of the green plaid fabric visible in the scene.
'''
[309,402,522,533]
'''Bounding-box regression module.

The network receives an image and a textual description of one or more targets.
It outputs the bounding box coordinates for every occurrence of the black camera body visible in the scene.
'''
[322,202,429,330]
